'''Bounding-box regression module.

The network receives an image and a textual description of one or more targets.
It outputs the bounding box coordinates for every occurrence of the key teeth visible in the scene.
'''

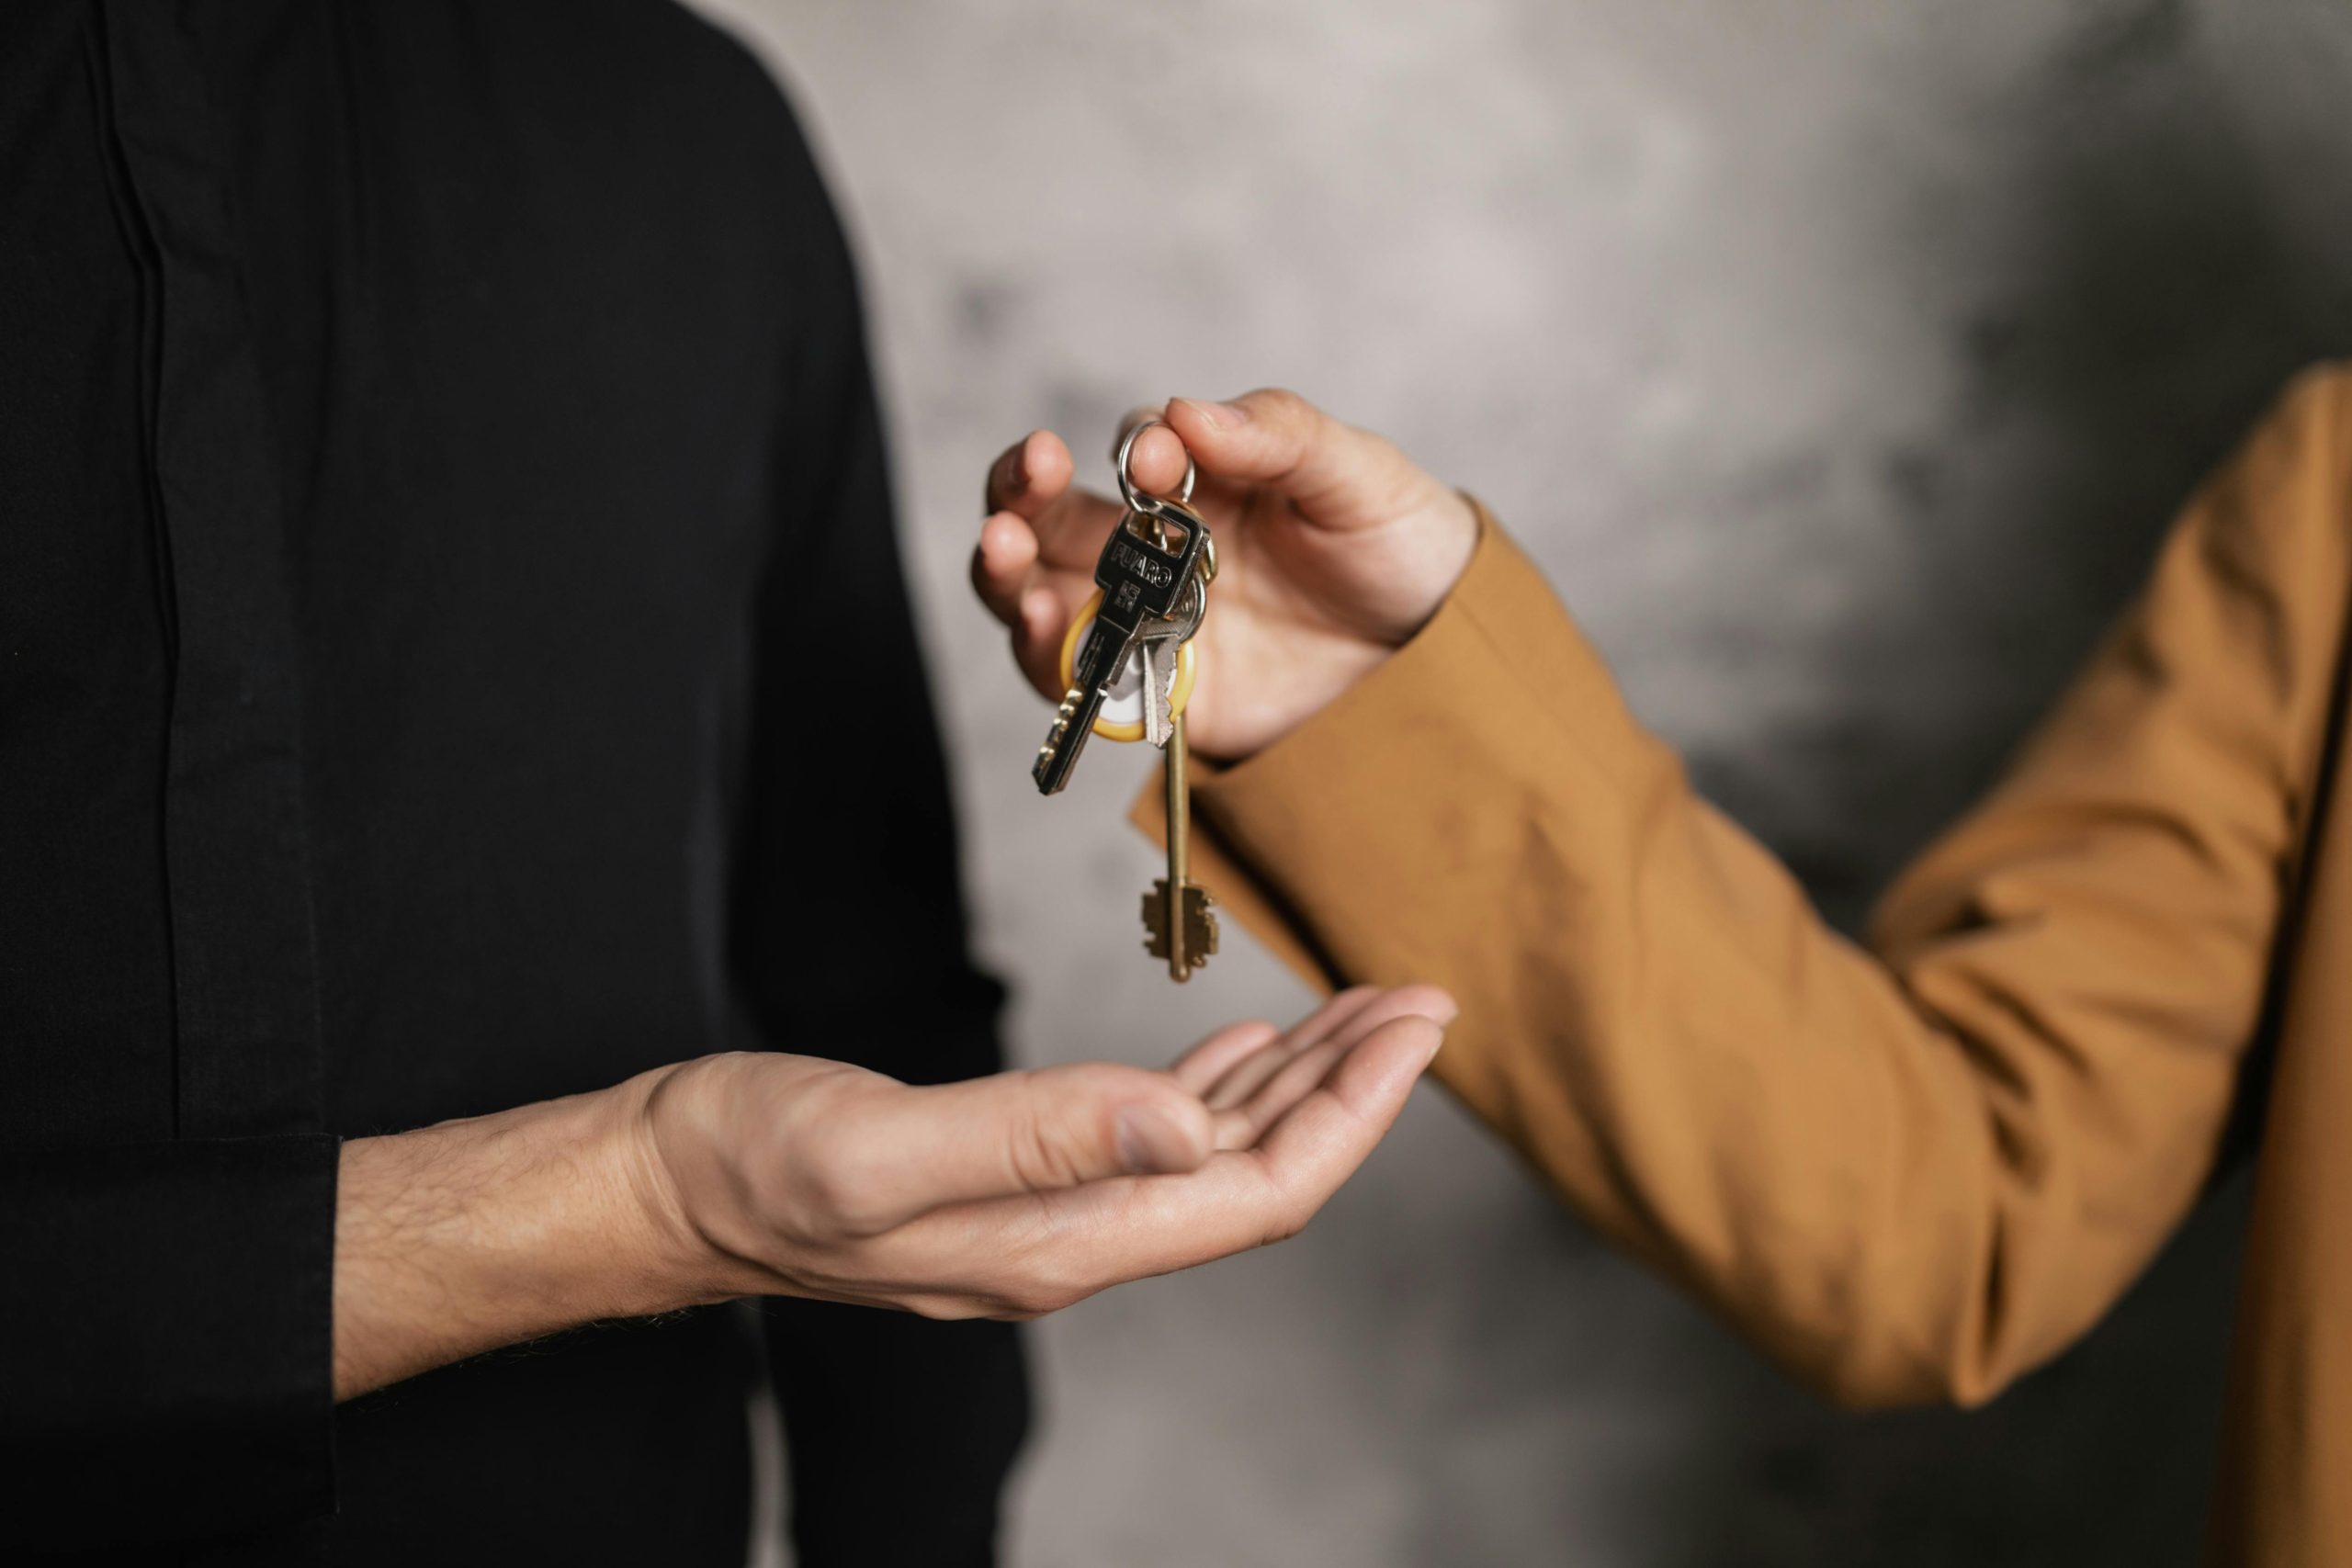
[1035,682,1105,794]
[1183,890,1219,966]
[1141,885,1169,959]
[1141,884,1171,958]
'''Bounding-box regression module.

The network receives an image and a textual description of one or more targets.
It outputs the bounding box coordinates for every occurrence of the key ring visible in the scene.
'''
[1114,417,1220,585]
[1114,418,1195,516]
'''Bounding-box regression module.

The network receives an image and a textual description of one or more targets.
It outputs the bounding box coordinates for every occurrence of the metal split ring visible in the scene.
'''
[1114,417,1196,515]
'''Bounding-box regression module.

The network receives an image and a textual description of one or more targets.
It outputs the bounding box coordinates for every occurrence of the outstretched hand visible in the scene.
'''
[333,985,1451,1400]
[642,984,1454,1320]
[970,390,1478,761]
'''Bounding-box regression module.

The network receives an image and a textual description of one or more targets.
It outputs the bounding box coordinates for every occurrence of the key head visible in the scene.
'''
[1142,880,1219,979]
[1094,500,1210,630]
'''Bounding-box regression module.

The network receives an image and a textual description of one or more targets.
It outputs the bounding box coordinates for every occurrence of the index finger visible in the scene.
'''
[985,429,1074,521]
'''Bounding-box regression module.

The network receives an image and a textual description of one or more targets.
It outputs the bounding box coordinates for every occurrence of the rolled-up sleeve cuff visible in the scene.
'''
[1130,500,1658,1022]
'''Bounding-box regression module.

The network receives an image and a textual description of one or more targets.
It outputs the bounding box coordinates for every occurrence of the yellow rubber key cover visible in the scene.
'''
[1057,590,1198,743]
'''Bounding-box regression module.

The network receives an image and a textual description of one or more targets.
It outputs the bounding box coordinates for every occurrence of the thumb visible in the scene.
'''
[836,1065,1216,1233]
[1160,388,1450,533]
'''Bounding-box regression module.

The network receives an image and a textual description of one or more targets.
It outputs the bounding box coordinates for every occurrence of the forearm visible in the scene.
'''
[1167,571,2034,1401]
[1174,502,2302,1405]
[330,1007,1448,1399]
[332,1067,711,1401]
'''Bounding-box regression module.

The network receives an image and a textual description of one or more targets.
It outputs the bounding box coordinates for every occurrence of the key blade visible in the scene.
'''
[1139,640,1171,749]
[1033,684,1098,795]
[1033,615,1145,795]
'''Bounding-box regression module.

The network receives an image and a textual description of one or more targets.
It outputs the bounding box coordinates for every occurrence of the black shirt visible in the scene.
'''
[1,2,1023,1561]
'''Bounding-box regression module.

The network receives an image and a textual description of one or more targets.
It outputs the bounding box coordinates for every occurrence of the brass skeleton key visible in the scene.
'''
[1143,707,1218,980]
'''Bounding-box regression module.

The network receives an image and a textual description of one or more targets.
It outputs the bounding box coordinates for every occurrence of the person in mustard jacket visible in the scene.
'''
[971,367,2352,1565]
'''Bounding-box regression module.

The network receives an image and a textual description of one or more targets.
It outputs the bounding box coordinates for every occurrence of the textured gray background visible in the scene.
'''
[692,2,2352,1562]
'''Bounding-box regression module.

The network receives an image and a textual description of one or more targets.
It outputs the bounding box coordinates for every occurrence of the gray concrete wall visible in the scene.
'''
[691,2,2352,1562]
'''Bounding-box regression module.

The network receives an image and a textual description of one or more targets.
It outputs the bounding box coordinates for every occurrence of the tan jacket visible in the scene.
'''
[1144,366,2352,1562]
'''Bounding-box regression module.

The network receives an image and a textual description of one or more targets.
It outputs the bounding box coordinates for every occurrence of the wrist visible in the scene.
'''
[592,1063,744,1311]
[332,1069,730,1399]
[625,1053,808,1304]
[1215,493,1482,762]
[1381,489,1482,646]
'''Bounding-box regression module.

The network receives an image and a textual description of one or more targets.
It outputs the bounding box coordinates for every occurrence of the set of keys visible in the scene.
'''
[1032,419,1221,981]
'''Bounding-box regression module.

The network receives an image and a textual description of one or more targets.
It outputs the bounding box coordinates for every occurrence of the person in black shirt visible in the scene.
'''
[0,3,1453,1562]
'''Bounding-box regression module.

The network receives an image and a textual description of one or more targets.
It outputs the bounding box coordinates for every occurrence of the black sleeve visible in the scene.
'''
[0,1138,339,1551]
[0,6,339,1550]
[726,114,1029,1568]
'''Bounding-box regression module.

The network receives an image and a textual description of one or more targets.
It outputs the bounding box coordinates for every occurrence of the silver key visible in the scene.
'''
[1138,639,1170,749]
[1134,575,1202,750]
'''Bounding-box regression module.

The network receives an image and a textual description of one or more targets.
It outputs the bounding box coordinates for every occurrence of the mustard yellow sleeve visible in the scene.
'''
[1151,365,2352,1406]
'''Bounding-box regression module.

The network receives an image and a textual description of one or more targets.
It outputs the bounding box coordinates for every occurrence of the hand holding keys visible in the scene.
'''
[976,391,1476,761]
[982,392,1474,980]
[1031,420,1220,980]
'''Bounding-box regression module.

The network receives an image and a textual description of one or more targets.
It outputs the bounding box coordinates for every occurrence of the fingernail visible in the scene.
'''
[1001,440,1030,495]
[1175,396,1245,431]
[1423,1029,1447,1066]
[1116,1104,1198,1174]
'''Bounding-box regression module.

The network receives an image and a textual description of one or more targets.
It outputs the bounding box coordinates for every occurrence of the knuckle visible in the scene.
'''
[1250,386,1309,423]
[786,1123,886,1240]
[1004,1076,1095,1192]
